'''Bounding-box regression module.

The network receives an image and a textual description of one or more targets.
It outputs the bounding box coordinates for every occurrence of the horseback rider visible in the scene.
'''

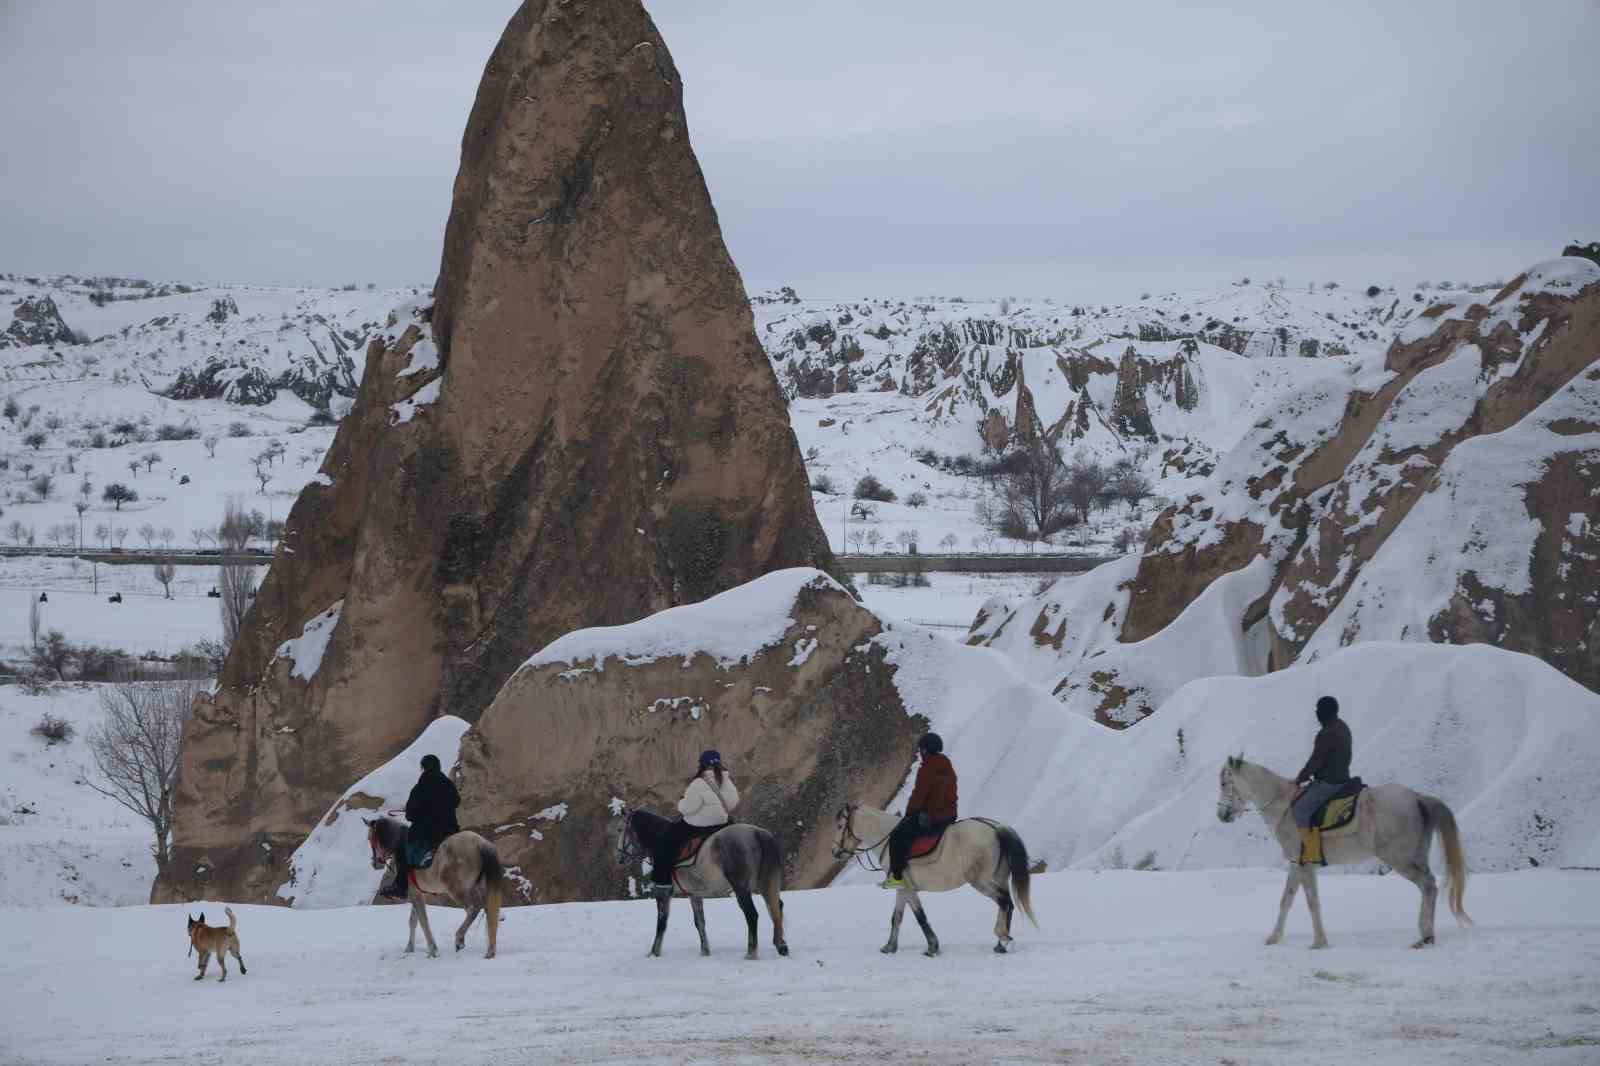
[381,753,461,900]
[880,732,958,889]
[1291,695,1353,865]
[650,750,739,898]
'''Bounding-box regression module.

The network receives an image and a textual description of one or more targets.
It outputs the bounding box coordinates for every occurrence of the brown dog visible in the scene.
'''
[186,907,247,982]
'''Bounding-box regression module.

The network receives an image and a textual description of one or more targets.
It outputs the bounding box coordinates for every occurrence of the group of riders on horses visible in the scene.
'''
[381,695,1352,900]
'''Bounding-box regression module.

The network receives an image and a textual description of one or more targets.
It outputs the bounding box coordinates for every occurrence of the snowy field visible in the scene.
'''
[854,571,1062,629]
[2,870,1597,1065]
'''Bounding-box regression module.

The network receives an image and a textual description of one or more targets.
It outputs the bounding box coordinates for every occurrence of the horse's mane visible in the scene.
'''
[375,815,409,850]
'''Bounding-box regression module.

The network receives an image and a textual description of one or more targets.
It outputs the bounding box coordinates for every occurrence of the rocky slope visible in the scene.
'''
[156,0,836,905]
[972,257,1600,723]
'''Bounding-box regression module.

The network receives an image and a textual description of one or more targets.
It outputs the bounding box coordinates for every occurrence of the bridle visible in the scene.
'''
[614,807,644,867]
[366,812,404,870]
[831,804,891,873]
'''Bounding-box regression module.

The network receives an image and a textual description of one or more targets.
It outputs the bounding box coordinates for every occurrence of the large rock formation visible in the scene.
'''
[456,570,921,902]
[1,294,77,348]
[157,0,836,904]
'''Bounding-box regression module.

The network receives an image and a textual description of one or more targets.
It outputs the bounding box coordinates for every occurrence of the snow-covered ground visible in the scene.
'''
[1,870,1596,1065]
[854,571,1061,629]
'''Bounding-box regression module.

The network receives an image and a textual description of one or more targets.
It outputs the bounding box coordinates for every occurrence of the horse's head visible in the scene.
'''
[1217,754,1248,824]
[830,803,859,860]
[364,816,393,870]
[612,807,641,867]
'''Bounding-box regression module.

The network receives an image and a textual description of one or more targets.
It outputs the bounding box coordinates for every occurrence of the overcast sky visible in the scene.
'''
[3,1,1596,302]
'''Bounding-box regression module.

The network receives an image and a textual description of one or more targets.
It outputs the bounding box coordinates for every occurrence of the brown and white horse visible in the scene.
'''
[365,815,503,959]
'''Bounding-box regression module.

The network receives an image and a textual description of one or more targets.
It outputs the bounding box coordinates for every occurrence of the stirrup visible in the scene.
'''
[650,882,674,899]
[878,875,906,890]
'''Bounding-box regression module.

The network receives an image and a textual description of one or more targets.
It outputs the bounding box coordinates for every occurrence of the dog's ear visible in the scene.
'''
[198,912,205,925]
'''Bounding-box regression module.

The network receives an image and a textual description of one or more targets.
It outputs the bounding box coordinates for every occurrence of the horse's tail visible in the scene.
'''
[477,841,504,944]
[756,828,786,927]
[995,824,1037,928]
[1420,795,1471,926]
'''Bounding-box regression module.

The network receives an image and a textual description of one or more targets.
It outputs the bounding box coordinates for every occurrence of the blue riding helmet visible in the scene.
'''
[699,749,722,769]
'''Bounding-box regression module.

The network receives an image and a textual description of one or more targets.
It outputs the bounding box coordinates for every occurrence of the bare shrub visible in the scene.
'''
[219,563,256,650]
[86,679,202,873]
[31,712,74,745]
[153,562,176,599]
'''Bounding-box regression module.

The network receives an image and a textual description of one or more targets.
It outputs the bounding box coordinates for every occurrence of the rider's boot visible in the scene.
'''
[651,881,674,900]
[1297,827,1325,866]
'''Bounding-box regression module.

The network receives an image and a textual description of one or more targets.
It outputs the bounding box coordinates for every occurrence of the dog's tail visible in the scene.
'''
[225,906,237,931]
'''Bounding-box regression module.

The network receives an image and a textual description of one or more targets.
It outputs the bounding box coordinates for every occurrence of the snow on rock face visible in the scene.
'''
[274,600,343,682]
[874,635,1600,876]
[1069,256,1600,705]
[1299,366,1600,689]
[276,716,470,908]
[524,569,846,675]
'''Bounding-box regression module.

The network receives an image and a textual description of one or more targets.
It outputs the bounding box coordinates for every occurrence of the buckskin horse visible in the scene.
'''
[365,815,504,959]
[832,803,1037,956]
[1216,756,1471,949]
[612,808,789,960]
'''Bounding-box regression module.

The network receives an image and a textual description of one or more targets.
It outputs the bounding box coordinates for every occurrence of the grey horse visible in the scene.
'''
[832,803,1036,956]
[365,815,504,959]
[613,808,789,960]
[1217,756,1471,949]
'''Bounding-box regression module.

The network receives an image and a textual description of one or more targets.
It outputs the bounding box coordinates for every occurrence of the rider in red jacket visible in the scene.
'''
[881,733,958,889]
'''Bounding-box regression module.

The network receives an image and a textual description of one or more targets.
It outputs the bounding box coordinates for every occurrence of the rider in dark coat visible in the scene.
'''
[381,754,460,900]
[1291,696,1353,865]
[881,732,958,889]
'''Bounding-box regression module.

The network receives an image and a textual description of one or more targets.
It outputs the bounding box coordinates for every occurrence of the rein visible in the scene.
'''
[835,807,892,874]
[615,808,645,867]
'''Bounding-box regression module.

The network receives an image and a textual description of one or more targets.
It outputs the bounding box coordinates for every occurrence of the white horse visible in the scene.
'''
[1216,756,1470,949]
[833,804,1036,956]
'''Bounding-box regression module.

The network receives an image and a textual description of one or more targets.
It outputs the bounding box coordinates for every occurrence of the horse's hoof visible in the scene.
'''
[484,950,496,960]
[1309,941,1328,951]
[1264,935,1281,947]
[880,945,896,955]
[777,944,789,957]
[923,949,940,958]
[428,948,439,958]
[744,951,759,961]
[405,945,415,954]
[994,943,1008,954]
[1412,936,1435,949]
[700,948,711,957]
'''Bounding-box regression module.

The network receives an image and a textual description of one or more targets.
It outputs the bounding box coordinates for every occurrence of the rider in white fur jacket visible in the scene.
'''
[679,761,739,826]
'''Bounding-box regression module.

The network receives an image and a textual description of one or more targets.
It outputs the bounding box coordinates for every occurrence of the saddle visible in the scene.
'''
[673,834,711,867]
[906,820,957,862]
[1311,778,1365,834]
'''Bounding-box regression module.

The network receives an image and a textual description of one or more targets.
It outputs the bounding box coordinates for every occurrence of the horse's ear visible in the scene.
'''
[363,817,374,826]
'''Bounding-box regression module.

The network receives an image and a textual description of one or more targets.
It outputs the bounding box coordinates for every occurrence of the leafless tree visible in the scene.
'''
[152,562,176,599]
[142,451,161,473]
[991,438,1075,544]
[159,526,175,549]
[1065,455,1110,525]
[74,500,89,547]
[95,523,110,548]
[127,459,140,479]
[846,529,866,552]
[202,435,219,459]
[864,528,882,552]
[138,522,157,548]
[217,497,252,551]
[114,525,129,548]
[219,563,257,650]
[85,679,202,874]
[29,595,41,650]
[30,473,53,501]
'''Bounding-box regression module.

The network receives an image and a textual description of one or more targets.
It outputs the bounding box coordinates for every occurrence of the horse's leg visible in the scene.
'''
[1391,857,1438,948]
[649,892,670,958]
[413,896,439,958]
[881,892,907,954]
[690,895,710,957]
[406,904,418,954]
[908,889,940,958]
[733,888,760,960]
[455,899,481,954]
[990,883,1015,954]
[1301,866,1328,949]
[1266,866,1300,946]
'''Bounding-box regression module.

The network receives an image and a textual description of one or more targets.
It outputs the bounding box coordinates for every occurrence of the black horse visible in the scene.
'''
[611,808,788,959]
